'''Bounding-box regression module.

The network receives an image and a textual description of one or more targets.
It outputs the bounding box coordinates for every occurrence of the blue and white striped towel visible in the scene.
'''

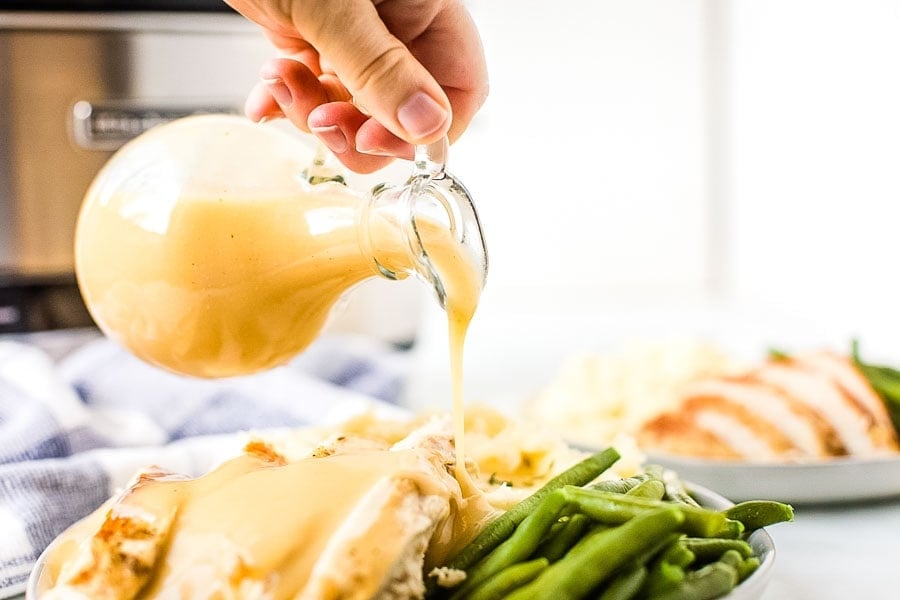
[0,333,412,597]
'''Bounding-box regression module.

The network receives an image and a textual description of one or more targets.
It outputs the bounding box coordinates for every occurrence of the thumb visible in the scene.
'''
[290,0,451,145]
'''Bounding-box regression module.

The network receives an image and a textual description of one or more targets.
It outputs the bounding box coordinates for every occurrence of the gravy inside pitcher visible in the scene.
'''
[75,115,486,381]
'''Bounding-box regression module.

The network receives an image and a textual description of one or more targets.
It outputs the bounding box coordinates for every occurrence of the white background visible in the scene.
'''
[404,0,900,405]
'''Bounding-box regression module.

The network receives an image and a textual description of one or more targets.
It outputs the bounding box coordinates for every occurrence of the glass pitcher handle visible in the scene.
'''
[409,137,489,298]
[414,138,449,179]
[365,135,488,309]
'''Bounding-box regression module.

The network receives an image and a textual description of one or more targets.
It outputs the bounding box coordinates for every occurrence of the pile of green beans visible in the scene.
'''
[429,449,793,600]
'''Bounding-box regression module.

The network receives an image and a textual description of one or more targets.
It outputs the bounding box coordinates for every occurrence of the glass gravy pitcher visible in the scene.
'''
[75,114,487,378]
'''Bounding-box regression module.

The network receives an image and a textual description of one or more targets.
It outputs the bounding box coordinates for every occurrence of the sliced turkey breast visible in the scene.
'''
[637,411,741,460]
[691,410,781,460]
[681,379,833,458]
[41,418,494,600]
[753,362,888,457]
[640,392,796,461]
[42,467,184,600]
[791,351,899,451]
[638,352,899,461]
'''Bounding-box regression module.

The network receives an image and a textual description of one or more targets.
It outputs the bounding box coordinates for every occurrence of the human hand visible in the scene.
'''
[225,0,489,173]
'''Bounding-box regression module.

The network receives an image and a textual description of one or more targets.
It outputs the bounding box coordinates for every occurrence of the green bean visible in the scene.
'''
[661,537,695,569]
[851,340,900,430]
[859,365,900,400]
[851,339,862,362]
[737,556,761,581]
[466,557,549,600]
[860,365,900,391]
[653,562,739,600]
[587,475,649,494]
[724,500,794,531]
[589,533,680,599]
[643,464,666,481]
[719,549,744,570]
[632,533,683,567]
[561,487,727,537]
[450,489,568,598]
[642,557,686,597]
[679,537,753,561]
[642,536,693,596]
[713,519,745,539]
[537,515,570,551]
[610,531,683,588]
[719,549,759,581]
[505,508,686,600]
[856,362,900,431]
[717,549,762,583]
[597,565,648,600]
[768,348,791,361]
[859,364,900,399]
[537,513,593,562]
[443,447,621,573]
[849,340,900,429]
[544,519,567,540]
[859,360,900,384]
[626,479,666,500]
[663,473,701,507]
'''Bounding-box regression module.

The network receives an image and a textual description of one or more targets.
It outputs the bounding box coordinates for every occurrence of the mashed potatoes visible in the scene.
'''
[280,405,643,509]
[529,340,743,447]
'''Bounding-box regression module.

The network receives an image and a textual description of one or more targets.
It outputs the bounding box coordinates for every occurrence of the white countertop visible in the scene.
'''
[760,499,900,599]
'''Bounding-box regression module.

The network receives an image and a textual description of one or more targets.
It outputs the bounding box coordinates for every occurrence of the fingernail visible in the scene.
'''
[264,77,293,108]
[311,125,349,154]
[397,91,448,139]
[355,142,393,157]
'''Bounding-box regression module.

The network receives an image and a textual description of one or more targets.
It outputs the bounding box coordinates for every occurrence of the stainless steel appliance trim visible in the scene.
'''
[70,99,242,151]
[0,11,258,34]
[0,10,271,281]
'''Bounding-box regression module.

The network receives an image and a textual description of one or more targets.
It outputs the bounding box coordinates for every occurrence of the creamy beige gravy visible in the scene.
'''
[415,220,481,472]
[78,189,379,378]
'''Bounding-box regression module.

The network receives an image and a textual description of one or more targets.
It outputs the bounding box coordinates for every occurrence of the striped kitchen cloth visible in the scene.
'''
[0,334,412,597]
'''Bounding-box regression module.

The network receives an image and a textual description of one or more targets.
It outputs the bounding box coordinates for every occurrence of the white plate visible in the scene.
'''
[27,482,775,600]
[650,453,900,505]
